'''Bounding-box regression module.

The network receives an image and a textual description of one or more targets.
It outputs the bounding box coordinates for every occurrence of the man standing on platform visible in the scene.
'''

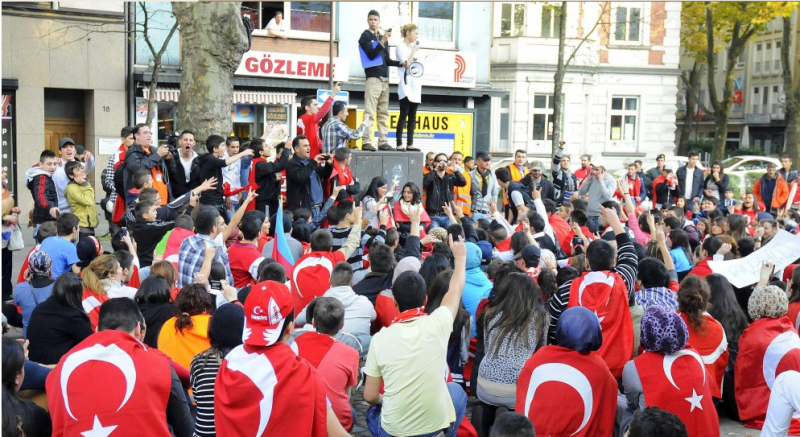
[359,9,402,151]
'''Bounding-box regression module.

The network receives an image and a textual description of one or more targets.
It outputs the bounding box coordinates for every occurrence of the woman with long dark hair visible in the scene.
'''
[27,273,93,365]
[157,284,214,370]
[392,182,430,241]
[727,214,749,241]
[703,160,729,201]
[2,338,51,437]
[677,276,728,399]
[477,272,548,409]
[667,229,693,279]
[418,254,451,293]
[735,194,758,224]
[191,303,245,437]
[359,176,397,229]
[134,274,174,348]
[425,270,471,385]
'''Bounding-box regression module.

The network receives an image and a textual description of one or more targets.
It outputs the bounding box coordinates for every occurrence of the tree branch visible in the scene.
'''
[681,63,714,118]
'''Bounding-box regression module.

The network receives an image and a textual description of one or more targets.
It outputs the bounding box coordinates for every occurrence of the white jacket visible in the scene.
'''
[296,285,376,336]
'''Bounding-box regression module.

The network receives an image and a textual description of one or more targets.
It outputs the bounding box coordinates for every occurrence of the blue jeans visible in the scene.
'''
[366,382,467,437]
[587,215,600,234]
[226,198,240,221]
[472,212,490,222]
[429,215,452,230]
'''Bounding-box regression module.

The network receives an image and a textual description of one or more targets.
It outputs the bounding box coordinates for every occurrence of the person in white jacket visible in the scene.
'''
[296,261,376,357]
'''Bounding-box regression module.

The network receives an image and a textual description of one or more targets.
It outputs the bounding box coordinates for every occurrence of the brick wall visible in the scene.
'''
[649,2,666,46]
[251,36,338,57]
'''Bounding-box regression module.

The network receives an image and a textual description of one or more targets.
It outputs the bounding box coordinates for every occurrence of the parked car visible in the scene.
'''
[613,156,705,179]
[719,155,780,177]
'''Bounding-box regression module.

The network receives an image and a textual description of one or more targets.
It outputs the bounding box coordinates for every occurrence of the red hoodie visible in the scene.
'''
[297,96,334,158]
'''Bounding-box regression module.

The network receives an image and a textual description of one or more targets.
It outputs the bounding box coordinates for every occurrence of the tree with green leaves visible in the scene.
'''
[781,12,800,163]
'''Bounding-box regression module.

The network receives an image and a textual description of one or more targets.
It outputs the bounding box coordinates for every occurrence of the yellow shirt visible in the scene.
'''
[157,314,211,371]
[365,307,455,436]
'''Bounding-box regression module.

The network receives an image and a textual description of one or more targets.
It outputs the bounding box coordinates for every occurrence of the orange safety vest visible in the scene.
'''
[454,170,472,215]
[503,163,529,206]
[422,165,430,207]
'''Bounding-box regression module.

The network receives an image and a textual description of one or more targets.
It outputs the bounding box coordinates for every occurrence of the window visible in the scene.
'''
[500,3,525,37]
[290,2,330,33]
[772,85,781,113]
[752,87,760,114]
[614,5,641,42]
[764,42,772,72]
[532,94,555,141]
[417,2,455,45]
[247,1,332,40]
[609,97,638,147]
[541,4,562,38]
[774,41,782,71]
[763,86,769,113]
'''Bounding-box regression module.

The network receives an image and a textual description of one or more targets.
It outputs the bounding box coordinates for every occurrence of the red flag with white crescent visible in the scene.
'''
[567,271,634,379]
[635,347,719,437]
[516,345,617,437]
[735,317,800,433]
[787,302,800,331]
[46,330,173,437]
[215,342,327,437]
[294,331,335,368]
[82,290,110,331]
[679,311,728,398]
[289,251,345,312]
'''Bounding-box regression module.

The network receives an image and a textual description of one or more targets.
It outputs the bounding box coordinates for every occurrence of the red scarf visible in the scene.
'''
[391,306,427,325]
[294,332,335,368]
[112,145,128,223]
[330,160,353,203]
[246,157,267,212]
[495,237,512,252]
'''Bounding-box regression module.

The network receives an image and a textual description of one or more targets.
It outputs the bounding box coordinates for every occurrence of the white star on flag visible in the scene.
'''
[685,388,704,412]
[594,310,605,325]
[81,415,117,437]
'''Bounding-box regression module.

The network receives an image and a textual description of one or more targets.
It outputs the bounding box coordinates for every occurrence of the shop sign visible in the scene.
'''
[263,105,290,147]
[232,105,256,123]
[237,50,349,82]
[389,50,477,89]
[2,94,14,194]
[356,109,473,155]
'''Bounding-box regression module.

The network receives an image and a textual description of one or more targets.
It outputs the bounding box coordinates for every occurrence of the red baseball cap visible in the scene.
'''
[243,281,294,347]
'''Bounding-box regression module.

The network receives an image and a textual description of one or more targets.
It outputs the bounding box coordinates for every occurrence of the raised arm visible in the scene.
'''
[224,148,254,166]
[224,189,257,241]
[440,235,467,319]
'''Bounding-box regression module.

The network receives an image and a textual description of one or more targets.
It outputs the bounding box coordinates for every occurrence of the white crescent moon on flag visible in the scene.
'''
[663,349,706,390]
[225,346,277,437]
[763,331,800,389]
[576,272,615,307]
[292,256,334,298]
[60,343,136,421]
[701,324,728,365]
[524,363,593,436]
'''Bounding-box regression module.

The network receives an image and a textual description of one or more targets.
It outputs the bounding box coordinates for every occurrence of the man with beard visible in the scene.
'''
[574,154,592,187]
[169,130,199,199]
[552,141,578,206]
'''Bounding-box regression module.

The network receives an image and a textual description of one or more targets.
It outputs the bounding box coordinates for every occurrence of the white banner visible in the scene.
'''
[389,49,477,88]
[709,230,800,288]
[237,50,349,82]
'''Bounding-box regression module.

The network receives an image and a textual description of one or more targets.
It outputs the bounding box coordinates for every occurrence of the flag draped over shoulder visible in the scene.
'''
[272,203,295,271]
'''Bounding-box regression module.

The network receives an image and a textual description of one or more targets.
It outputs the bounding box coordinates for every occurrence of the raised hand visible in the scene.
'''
[449,234,466,260]
[531,184,541,200]
[717,243,732,256]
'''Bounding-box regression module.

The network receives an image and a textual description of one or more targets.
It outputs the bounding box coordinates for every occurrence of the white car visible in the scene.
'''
[613,156,705,178]
[719,155,780,178]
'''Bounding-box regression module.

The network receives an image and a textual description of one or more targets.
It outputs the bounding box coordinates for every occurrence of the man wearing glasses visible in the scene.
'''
[423,152,467,229]
[123,123,176,206]
[470,151,498,221]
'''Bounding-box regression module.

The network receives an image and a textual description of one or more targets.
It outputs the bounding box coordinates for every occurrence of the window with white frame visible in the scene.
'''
[764,42,772,73]
[614,4,642,42]
[540,4,562,38]
[532,94,555,142]
[246,1,332,40]
[499,3,526,37]
[774,41,782,71]
[415,2,456,47]
[499,95,511,153]
[762,86,770,114]
[609,97,638,147]
[754,44,762,74]
[772,85,782,113]
[752,87,760,114]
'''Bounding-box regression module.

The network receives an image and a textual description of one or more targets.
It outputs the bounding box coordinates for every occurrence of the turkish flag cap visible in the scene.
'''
[244,281,294,347]
[735,316,800,433]
[516,345,617,437]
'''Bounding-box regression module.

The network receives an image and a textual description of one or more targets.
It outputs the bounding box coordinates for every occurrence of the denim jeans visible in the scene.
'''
[366,382,468,437]
[471,212,490,222]
[429,215,452,231]
[587,215,601,234]
[226,199,240,221]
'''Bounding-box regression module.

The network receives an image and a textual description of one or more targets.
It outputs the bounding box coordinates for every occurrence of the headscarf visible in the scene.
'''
[555,307,602,352]
[748,285,789,320]
[640,305,689,355]
[393,256,422,284]
[209,302,245,350]
[28,250,52,276]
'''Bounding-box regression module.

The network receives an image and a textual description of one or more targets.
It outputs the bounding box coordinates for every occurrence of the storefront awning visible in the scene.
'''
[142,86,296,105]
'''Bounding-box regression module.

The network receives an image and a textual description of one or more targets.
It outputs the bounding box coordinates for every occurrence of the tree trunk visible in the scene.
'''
[551,2,568,157]
[678,64,701,156]
[782,16,800,164]
[172,2,249,151]
[146,59,160,126]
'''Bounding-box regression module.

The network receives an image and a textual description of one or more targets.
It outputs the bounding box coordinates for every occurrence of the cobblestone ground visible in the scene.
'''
[5,223,772,437]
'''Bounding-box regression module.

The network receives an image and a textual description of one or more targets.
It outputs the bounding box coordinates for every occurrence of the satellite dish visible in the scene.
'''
[778,93,786,105]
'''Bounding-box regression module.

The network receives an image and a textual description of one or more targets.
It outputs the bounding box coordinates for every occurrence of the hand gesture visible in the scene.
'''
[452,201,464,219]
[522,220,531,234]
[442,202,453,217]
[157,144,169,157]
[717,243,732,256]
[331,83,341,97]
[193,273,209,287]
[531,184,541,200]
[655,227,666,244]
[646,213,656,232]
[420,234,441,246]
[449,234,466,260]
[332,184,345,198]
[353,203,363,225]
[244,188,257,204]
[599,205,621,228]
[199,177,218,192]
[759,261,775,285]
[189,191,199,207]
[408,205,421,225]
[488,200,497,216]
[754,226,766,240]
[571,221,584,237]
[617,176,630,194]
[379,209,389,227]
[83,151,94,162]
[220,280,238,303]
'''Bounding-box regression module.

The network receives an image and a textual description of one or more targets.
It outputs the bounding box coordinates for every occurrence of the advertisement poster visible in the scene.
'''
[231,105,256,123]
[263,105,290,147]
[135,98,148,124]
[356,110,473,156]
[2,93,15,194]
[388,50,477,89]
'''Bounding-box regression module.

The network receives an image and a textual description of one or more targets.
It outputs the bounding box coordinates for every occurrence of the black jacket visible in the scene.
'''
[358,29,402,78]
[128,215,175,267]
[168,150,200,199]
[25,168,58,225]
[138,302,174,348]
[507,179,534,224]
[529,175,556,203]
[123,143,177,200]
[286,155,332,212]
[423,170,467,216]
[27,295,94,365]
[676,165,704,200]
[254,148,290,211]
[702,173,729,198]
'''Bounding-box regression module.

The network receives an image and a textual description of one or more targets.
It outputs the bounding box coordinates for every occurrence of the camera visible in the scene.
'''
[209,280,223,292]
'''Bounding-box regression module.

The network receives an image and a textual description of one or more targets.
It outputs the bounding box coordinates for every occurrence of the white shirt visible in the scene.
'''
[685,166,695,199]
[265,18,287,36]
[179,151,197,183]
[222,152,242,191]
[396,42,421,103]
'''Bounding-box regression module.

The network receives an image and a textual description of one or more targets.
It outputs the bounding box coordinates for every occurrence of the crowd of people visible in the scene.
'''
[1,10,800,437]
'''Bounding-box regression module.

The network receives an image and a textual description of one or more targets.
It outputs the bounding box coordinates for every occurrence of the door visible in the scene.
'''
[44,118,84,154]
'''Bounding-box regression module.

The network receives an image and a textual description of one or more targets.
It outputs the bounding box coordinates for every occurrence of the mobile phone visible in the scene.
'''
[264,205,270,219]
[209,280,222,292]
[394,185,400,192]
[121,227,127,237]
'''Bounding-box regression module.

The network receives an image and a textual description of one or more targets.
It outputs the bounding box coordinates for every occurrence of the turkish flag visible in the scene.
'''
[516,345,617,437]
[289,251,346,312]
[635,348,719,437]
[81,289,110,331]
[215,343,327,437]
[567,271,634,379]
[47,330,173,437]
[392,201,431,227]
[679,312,728,398]
[294,331,335,368]
[735,317,800,433]
[788,302,800,330]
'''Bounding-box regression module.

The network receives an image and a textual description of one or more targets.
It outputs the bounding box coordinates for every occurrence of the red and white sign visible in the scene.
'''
[389,50,477,89]
[237,51,349,82]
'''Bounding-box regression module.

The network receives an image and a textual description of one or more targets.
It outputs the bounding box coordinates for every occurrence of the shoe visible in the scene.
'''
[362,144,376,151]
[406,145,420,152]
[378,143,395,151]
[396,145,406,151]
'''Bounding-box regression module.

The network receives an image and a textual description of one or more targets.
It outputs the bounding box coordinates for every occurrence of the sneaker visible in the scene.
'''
[406,145,420,152]
[396,145,406,151]
[361,144,377,152]
[378,143,395,151]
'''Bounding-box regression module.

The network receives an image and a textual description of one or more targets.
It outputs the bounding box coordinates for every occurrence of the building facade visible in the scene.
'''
[2,1,127,219]
[490,1,682,170]
[677,12,800,156]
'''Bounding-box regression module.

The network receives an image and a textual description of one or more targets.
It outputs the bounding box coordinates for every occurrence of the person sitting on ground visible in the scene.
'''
[134,274,174,348]
[46,298,193,437]
[489,412,535,437]
[628,407,688,437]
[364,236,469,437]
[516,306,617,437]
[81,254,126,329]
[294,297,360,431]
[156,284,216,371]
[2,337,52,437]
[191,303,244,437]
[13,251,55,337]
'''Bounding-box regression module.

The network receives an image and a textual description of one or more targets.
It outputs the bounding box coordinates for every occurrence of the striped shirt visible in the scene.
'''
[190,352,222,437]
[330,226,386,272]
[547,232,638,342]
[635,287,678,312]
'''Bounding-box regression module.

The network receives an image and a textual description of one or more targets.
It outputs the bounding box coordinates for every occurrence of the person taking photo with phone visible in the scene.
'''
[395,23,421,152]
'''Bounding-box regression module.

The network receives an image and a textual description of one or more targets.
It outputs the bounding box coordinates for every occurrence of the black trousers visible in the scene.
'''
[396,97,420,147]
[2,247,12,302]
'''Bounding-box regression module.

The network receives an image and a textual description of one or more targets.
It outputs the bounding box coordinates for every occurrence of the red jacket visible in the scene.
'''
[297,96,334,159]
[753,173,790,210]
[688,258,713,278]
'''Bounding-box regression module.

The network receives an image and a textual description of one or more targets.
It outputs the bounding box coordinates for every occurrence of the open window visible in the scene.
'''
[246,1,332,41]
